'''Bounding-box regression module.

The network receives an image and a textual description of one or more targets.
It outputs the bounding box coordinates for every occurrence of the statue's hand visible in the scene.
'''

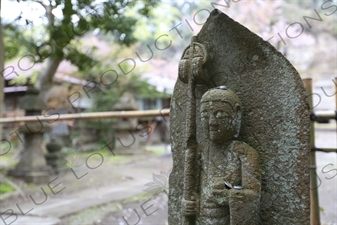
[229,189,259,201]
[181,198,197,216]
[211,177,230,206]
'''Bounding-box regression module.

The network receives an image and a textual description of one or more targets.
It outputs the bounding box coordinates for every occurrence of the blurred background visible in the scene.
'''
[0,0,336,224]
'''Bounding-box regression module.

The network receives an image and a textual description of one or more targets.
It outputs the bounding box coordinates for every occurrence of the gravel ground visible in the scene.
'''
[100,193,168,225]
[1,127,335,225]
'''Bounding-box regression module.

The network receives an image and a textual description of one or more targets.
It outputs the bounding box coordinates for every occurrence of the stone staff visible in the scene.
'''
[178,36,208,225]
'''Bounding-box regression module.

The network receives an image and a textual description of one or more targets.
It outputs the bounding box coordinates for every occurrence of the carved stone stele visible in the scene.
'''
[169,9,310,225]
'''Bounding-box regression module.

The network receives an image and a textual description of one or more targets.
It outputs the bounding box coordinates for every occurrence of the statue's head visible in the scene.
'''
[200,86,242,143]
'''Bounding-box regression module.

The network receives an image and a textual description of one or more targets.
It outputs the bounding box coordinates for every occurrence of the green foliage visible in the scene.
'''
[0,183,15,194]
[64,45,97,71]
[3,0,159,68]
[78,41,169,109]
[131,2,196,60]
[131,3,181,41]
[78,62,167,145]
[9,70,38,85]
[3,31,22,60]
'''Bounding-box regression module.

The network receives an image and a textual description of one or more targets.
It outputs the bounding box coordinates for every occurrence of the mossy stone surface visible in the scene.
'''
[169,9,310,225]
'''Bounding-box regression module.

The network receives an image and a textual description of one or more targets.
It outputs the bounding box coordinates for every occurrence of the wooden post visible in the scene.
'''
[335,77,337,111]
[303,78,321,225]
[147,120,158,144]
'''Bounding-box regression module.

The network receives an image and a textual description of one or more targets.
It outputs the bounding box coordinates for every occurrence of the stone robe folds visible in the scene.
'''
[199,141,261,225]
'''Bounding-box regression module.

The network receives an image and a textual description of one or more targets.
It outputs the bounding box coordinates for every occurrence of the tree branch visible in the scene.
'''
[35,0,55,28]
[35,0,47,10]
[35,57,62,100]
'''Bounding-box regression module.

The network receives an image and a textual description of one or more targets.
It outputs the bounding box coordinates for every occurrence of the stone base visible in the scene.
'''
[45,153,67,173]
[8,167,53,184]
[114,130,144,150]
[25,172,51,184]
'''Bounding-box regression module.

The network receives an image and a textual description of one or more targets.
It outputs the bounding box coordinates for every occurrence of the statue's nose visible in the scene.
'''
[209,114,217,125]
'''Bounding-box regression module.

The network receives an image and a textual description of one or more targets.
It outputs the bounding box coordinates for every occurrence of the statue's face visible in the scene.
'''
[200,101,239,143]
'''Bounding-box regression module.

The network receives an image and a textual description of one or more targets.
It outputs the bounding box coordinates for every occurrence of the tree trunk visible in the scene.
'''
[0,3,4,140]
[35,57,62,102]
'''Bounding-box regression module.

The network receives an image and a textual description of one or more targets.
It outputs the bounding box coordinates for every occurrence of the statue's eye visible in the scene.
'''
[201,112,209,117]
[215,111,226,118]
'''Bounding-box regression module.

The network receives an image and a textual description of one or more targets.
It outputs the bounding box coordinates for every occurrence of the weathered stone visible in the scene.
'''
[19,86,48,112]
[112,92,145,154]
[112,92,139,111]
[169,9,310,225]
[45,138,67,174]
[8,86,52,184]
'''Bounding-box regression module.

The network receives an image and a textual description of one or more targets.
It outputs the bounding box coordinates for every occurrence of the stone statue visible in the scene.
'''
[169,9,310,225]
[175,32,261,224]
[182,86,261,224]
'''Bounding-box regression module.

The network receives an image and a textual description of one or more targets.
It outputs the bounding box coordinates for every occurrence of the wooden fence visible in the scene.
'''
[303,78,337,225]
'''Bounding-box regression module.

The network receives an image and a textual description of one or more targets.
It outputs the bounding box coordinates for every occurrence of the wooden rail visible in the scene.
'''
[0,109,170,124]
[303,78,337,225]
[312,111,336,120]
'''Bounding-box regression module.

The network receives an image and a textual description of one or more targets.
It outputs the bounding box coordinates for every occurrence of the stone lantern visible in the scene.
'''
[45,137,67,174]
[112,92,145,154]
[8,86,52,184]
